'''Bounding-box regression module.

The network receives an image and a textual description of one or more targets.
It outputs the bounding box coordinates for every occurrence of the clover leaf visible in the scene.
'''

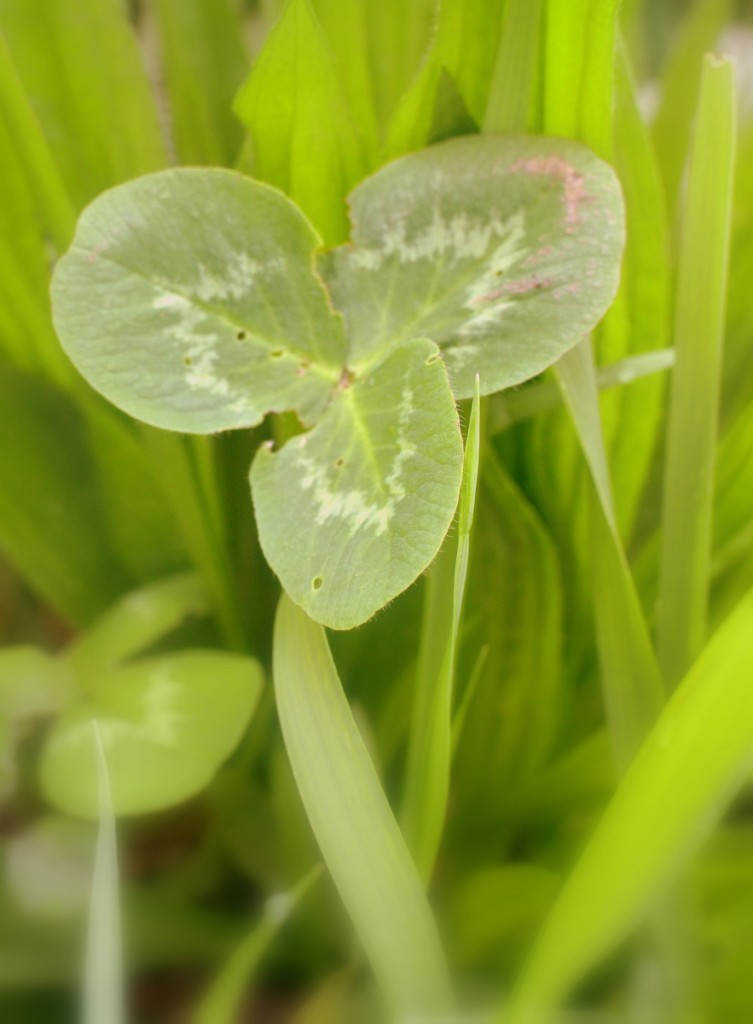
[51,135,624,629]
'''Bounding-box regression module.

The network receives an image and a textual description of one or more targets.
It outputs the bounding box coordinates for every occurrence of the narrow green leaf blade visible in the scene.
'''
[453,453,564,804]
[311,0,380,161]
[483,0,544,134]
[506,588,753,1020]
[321,134,625,399]
[234,0,366,244]
[555,339,665,767]
[541,0,620,158]
[51,168,346,434]
[273,594,453,1018]
[596,37,671,541]
[194,867,321,1024]
[651,0,734,214]
[84,722,123,1024]
[0,365,132,624]
[0,0,167,207]
[252,338,463,629]
[401,380,481,880]
[657,56,736,686]
[151,0,248,166]
[0,33,76,251]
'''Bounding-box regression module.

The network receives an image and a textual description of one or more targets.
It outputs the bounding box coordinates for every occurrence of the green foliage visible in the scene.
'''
[3,1,753,1021]
[52,134,623,628]
[273,594,453,1019]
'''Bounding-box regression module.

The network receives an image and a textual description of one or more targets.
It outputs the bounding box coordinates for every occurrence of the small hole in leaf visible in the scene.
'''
[335,458,345,468]
[270,349,285,359]
[236,330,247,342]
[426,353,440,365]
[312,576,323,591]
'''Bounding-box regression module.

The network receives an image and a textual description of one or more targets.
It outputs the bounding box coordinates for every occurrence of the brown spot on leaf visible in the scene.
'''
[511,156,586,234]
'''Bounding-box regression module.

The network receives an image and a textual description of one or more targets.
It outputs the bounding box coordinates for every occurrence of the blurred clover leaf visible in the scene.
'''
[1,573,263,818]
[51,135,624,629]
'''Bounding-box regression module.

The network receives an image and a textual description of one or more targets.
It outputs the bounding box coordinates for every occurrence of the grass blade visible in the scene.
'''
[234,0,366,245]
[453,452,564,808]
[541,0,621,157]
[489,350,674,433]
[598,36,671,541]
[273,595,453,1019]
[193,867,322,1024]
[150,0,248,166]
[556,340,665,768]
[505,586,753,1021]
[84,721,123,1024]
[0,33,76,251]
[651,0,734,215]
[657,55,736,687]
[401,381,481,881]
[0,0,167,206]
[483,0,543,133]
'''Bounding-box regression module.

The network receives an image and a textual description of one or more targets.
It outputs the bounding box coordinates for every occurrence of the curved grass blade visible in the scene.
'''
[273,595,453,1019]
[505,587,753,1021]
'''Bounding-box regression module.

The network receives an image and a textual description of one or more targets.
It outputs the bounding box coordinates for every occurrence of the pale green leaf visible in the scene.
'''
[234,0,366,244]
[320,134,625,398]
[506,588,753,1020]
[252,338,463,630]
[66,572,208,683]
[40,652,263,817]
[273,594,453,1018]
[52,168,346,434]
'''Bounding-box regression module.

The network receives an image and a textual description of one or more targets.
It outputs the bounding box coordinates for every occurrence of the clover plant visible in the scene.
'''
[51,134,624,628]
